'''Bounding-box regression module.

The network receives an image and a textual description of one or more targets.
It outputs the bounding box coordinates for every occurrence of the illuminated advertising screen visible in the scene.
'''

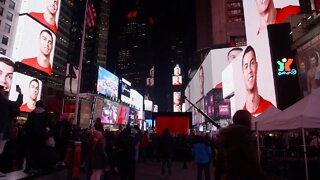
[117,105,130,124]
[92,96,104,121]
[204,88,230,120]
[97,66,119,99]
[146,66,154,87]
[172,75,182,86]
[12,16,56,75]
[0,55,15,93]
[243,0,300,43]
[144,99,153,112]
[64,63,79,95]
[173,92,181,112]
[101,99,118,124]
[130,89,143,119]
[9,72,42,113]
[172,64,182,86]
[296,34,320,96]
[120,78,131,104]
[20,0,61,34]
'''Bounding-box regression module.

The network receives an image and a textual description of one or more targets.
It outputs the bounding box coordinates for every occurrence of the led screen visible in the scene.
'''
[9,72,42,113]
[12,15,56,75]
[173,92,181,112]
[64,63,79,95]
[172,75,182,86]
[20,0,61,34]
[243,0,300,43]
[101,99,118,124]
[130,89,143,119]
[0,55,15,93]
[296,34,320,96]
[185,47,244,111]
[120,78,131,104]
[117,105,130,125]
[146,66,154,87]
[97,66,119,99]
[144,99,153,112]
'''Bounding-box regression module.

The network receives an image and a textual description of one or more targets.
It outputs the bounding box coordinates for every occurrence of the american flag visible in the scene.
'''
[85,0,96,29]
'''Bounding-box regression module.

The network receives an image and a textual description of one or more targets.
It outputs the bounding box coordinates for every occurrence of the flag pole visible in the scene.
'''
[74,0,89,126]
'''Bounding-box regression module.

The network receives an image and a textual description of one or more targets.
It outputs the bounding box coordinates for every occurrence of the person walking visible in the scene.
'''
[158,128,175,178]
[193,135,212,180]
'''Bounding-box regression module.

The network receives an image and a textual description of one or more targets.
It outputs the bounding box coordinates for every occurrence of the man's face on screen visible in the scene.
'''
[242,50,258,92]
[0,61,13,92]
[47,0,59,15]
[40,31,53,57]
[29,81,39,101]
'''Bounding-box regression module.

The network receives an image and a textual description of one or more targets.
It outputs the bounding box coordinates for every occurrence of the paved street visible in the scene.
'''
[81,159,215,180]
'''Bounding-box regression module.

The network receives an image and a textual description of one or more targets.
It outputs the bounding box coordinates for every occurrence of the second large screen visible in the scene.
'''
[97,66,119,99]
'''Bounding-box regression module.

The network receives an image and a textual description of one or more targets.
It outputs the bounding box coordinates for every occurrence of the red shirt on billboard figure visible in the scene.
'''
[29,0,59,34]
[254,0,300,35]
[241,46,272,116]
[20,79,40,112]
[21,30,53,75]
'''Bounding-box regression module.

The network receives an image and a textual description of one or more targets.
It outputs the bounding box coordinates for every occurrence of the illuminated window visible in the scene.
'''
[9,0,15,10]
[2,35,8,45]
[6,11,13,21]
[4,23,10,33]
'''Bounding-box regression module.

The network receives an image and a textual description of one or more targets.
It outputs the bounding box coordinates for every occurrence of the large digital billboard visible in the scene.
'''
[97,66,119,99]
[101,99,118,124]
[172,64,182,86]
[9,72,42,113]
[120,78,131,104]
[243,0,300,43]
[0,55,15,93]
[173,92,181,112]
[296,34,320,96]
[117,105,130,125]
[130,89,143,119]
[20,0,61,34]
[185,47,244,112]
[12,16,56,75]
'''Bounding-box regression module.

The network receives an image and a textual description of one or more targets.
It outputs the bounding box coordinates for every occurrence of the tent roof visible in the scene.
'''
[255,94,320,131]
[251,105,281,130]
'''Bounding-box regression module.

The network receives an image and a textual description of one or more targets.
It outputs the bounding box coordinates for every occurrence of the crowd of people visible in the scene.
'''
[0,98,319,180]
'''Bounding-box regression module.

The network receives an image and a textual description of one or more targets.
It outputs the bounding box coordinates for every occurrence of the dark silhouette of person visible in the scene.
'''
[215,110,266,180]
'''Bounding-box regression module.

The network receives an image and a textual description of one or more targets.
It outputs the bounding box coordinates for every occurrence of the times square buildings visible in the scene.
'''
[0,0,319,127]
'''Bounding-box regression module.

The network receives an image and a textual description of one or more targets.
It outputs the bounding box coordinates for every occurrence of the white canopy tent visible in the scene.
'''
[251,105,281,131]
[253,94,320,180]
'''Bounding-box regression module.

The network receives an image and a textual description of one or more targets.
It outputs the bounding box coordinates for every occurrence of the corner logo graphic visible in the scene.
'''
[277,58,297,76]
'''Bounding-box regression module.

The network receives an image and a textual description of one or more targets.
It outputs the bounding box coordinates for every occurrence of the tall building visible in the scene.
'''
[190,0,246,79]
[196,0,246,50]
[109,0,155,97]
[0,0,21,56]
[67,0,111,93]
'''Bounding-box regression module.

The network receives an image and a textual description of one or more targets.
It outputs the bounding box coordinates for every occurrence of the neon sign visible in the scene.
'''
[277,58,297,76]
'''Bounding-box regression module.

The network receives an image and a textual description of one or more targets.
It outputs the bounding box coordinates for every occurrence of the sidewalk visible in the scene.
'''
[80,159,215,180]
